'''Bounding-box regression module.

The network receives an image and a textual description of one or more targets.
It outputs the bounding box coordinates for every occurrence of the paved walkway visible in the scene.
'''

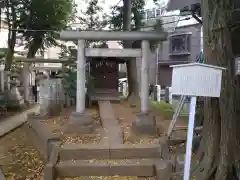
[98,101,123,145]
[0,105,39,137]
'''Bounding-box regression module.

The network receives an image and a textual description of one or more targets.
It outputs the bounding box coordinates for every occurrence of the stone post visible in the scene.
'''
[140,40,150,113]
[6,72,10,90]
[32,71,36,85]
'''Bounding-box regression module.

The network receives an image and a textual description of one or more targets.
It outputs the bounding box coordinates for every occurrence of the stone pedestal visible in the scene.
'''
[132,112,158,135]
[8,86,25,109]
[64,111,94,134]
[8,71,25,109]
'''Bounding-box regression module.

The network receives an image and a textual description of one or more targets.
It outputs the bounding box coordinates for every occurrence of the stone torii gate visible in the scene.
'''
[14,57,69,102]
[60,30,167,134]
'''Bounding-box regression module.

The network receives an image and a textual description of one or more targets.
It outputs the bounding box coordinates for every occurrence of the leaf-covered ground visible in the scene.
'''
[42,106,102,145]
[0,124,44,180]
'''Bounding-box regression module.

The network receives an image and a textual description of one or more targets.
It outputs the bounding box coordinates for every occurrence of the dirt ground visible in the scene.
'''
[42,105,102,145]
[0,124,156,180]
[0,100,189,179]
[112,100,188,144]
[0,124,44,180]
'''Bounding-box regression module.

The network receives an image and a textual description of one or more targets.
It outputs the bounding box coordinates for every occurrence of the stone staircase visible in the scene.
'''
[89,89,120,101]
[27,100,172,179]
[56,144,171,179]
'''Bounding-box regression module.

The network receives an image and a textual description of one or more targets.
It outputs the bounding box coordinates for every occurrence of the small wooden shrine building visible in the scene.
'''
[89,57,125,101]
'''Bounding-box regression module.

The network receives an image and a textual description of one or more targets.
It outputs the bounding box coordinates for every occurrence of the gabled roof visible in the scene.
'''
[167,0,200,11]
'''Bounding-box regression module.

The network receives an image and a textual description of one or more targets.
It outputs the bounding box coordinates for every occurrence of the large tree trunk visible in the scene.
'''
[122,0,139,103]
[23,37,42,102]
[193,0,240,179]
[27,37,43,58]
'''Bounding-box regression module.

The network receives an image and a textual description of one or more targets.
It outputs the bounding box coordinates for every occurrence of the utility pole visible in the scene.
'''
[155,43,161,85]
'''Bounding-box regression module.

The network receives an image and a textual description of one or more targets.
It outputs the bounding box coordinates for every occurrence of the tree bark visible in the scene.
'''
[122,0,139,102]
[23,37,42,102]
[27,37,43,58]
[193,0,240,179]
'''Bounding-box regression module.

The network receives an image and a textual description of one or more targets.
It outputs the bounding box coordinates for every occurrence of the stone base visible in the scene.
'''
[132,113,158,135]
[64,111,94,134]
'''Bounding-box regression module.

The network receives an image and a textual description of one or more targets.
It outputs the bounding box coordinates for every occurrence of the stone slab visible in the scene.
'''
[98,101,123,144]
[98,101,118,126]
[110,144,161,159]
[27,125,47,161]
[107,126,123,145]
[27,119,61,162]
[155,160,172,180]
[64,111,94,134]
[44,163,56,180]
[59,144,163,161]
[59,144,110,161]
[49,145,59,164]
[56,159,156,177]
[110,160,155,176]
[0,105,39,137]
[132,113,158,135]
[56,161,111,177]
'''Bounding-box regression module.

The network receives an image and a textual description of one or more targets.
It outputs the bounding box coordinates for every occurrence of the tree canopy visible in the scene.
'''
[2,0,76,70]
[109,0,165,100]
[18,0,76,58]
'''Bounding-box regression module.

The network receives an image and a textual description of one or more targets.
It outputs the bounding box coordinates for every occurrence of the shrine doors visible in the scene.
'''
[91,58,119,91]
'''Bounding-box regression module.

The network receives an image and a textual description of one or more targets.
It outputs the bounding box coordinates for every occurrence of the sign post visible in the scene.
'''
[170,63,225,180]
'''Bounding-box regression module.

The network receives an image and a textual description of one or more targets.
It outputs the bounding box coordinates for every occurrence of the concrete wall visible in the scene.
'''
[157,65,173,87]
[157,23,202,86]
[158,23,202,64]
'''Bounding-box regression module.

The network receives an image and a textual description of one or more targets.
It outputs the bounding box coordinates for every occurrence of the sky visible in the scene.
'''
[74,0,198,27]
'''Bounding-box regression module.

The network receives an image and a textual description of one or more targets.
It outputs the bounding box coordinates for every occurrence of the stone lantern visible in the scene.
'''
[8,68,25,108]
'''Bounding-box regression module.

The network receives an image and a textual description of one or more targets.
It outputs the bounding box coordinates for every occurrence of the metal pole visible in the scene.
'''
[155,46,159,85]
[183,96,197,180]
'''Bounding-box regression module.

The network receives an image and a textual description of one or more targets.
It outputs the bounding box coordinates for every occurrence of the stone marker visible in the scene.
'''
[39,79,64,116]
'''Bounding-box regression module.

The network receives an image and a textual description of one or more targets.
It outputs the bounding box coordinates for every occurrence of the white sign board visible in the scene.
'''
[170,63,225,180]
[170,63,225,97]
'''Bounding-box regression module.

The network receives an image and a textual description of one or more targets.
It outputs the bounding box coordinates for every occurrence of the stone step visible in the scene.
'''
[172,126,203,134]
[56,159,158,177]
[59,144,162,161]
[94,89,120,94]
[90,96,120,101]
[178,113,189,117]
